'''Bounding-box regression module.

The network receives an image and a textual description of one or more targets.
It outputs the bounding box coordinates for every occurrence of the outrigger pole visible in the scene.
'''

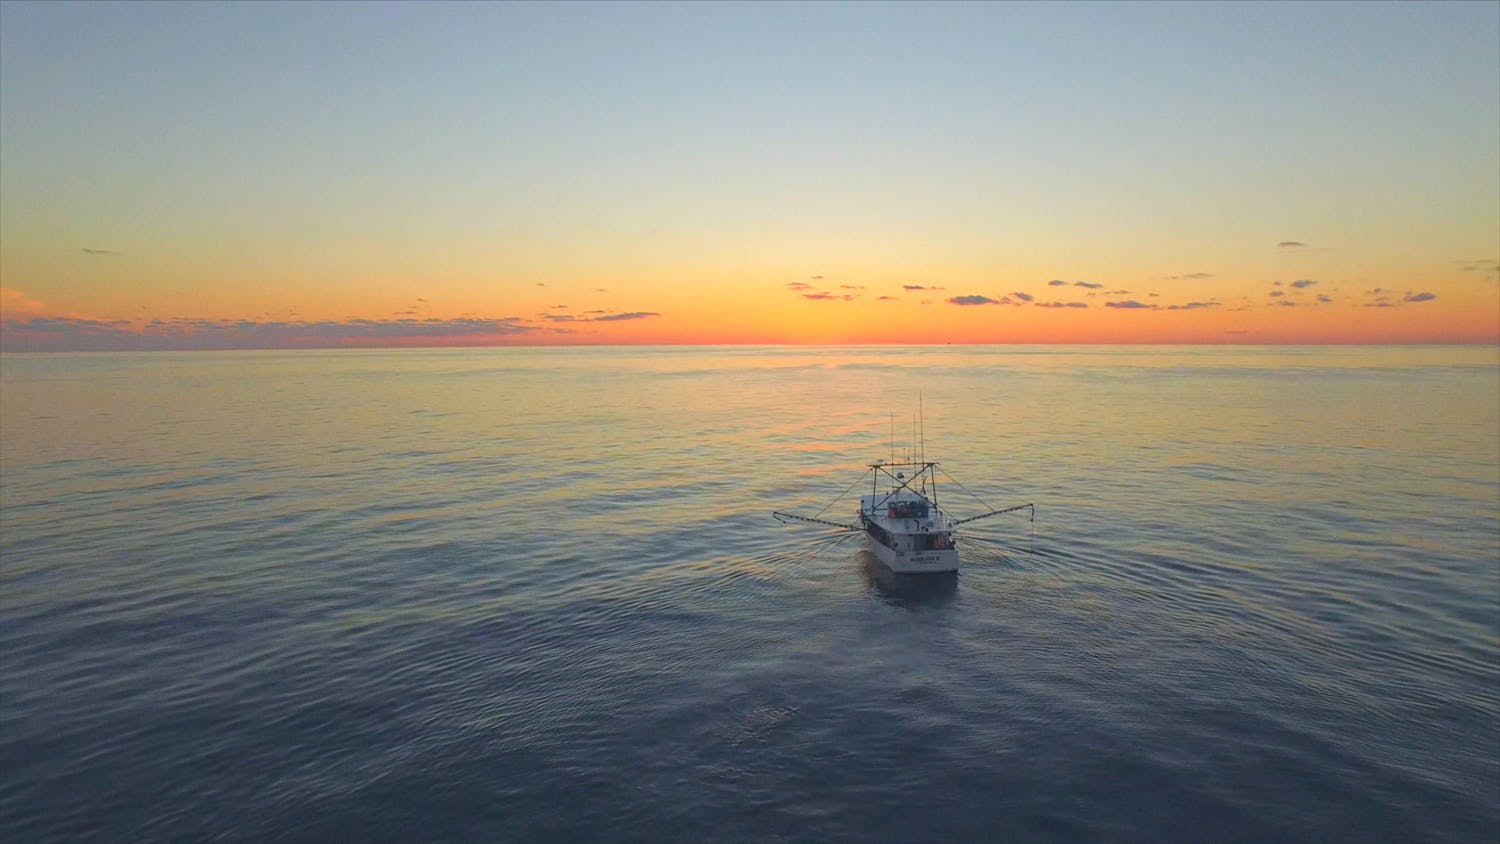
[952,502,1034,525]
[771,511,860,530]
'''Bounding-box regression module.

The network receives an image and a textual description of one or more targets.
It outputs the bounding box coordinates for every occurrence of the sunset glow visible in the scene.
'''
[1,2,1496,350]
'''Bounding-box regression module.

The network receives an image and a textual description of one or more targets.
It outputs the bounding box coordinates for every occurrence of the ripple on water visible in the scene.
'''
[2,346,1496,842]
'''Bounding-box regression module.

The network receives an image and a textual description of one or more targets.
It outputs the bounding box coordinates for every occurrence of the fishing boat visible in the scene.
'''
[773,457,1032,575]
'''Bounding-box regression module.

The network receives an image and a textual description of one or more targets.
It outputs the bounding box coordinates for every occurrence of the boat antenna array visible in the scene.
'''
[891,393,927,465]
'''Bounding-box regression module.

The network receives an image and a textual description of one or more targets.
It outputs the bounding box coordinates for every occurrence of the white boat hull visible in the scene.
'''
[866,532,960,574]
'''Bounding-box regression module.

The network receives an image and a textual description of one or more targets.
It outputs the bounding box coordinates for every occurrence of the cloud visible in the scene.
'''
[1276,300,1298,307]
[1166,272,1214,280]
[1047,279,1067,287]
[840,284,865,290]
[1,315,544,351]
[903,284,944,291]
[1454,259,1499,281]
[1104,289,1130,295]
[0,287,48,316]
[810,275,824,280]
[1403,292,1437,303]
[595,287,608,293]
[536,282,546,287]
[1033,301,1088,308]
[948,295,1001,306]
[1165,301,1219,310]
[541,310,659,322]
[1279,241,1305,248]
[80,247,117,256]
[1105,300,1156,309]
[6,315,131,332]
[1316,294,1332,303]
[593,311,661,321]
[1074,281,1102,289]
[1009,291,1034,302]
[550,304,569,309]
[1269,290,1285,297]
[803,292,856,301]
[786,282,812,290]
[876,295,897,301]
[1289,279,1317,289]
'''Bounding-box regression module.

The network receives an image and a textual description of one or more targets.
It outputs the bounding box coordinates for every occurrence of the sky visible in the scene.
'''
[1,0,1496,350]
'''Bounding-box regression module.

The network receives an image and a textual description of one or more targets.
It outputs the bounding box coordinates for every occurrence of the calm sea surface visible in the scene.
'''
[1,345,1497,842]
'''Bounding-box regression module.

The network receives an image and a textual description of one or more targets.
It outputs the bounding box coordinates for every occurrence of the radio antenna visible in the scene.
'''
[919,392,925,465]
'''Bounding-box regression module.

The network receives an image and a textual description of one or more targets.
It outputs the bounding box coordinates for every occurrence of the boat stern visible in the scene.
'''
[870,541,959,574]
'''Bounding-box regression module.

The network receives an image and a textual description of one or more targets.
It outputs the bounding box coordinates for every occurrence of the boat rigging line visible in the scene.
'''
[811,470,875,520]
[935,465,1030,519]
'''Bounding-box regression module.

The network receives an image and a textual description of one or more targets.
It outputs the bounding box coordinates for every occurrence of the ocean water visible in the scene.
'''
[1,345,1496,842]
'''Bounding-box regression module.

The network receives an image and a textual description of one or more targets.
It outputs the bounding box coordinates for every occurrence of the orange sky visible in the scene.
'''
[1,250,1496,350]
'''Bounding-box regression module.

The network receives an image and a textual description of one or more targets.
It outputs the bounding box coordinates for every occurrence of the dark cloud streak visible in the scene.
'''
[592,311,661,321]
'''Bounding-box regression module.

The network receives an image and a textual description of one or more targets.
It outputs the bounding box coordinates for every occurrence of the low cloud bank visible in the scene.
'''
[1,315,557,351]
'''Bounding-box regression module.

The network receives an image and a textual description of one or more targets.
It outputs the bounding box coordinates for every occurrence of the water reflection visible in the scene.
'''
[858,552,959,608]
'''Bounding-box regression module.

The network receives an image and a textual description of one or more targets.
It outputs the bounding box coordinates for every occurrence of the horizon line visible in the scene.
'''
[3,339,1498,355]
